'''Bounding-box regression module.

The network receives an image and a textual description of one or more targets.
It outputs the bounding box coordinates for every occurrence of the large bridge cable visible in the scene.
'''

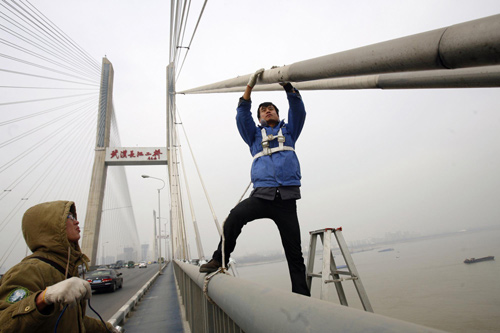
[175,105,251,273]
[0,229,23,270]
[0,97,95,126]
[0,99,95,175]
[0,101,91,148]
[179,14,500,94]
[175,0,208,82]
[174,121,205,261]
[0,48,99,83]
[0,100,95,201]
[0,107,95,235]
[173,0,192,69]
[2,0,100,76]
[175,109,222,236]
[22,0,101,73]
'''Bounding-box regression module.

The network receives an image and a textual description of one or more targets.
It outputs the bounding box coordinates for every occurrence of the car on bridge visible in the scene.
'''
[86,269,123,292]
[127,261,135,268]
[138,261,148,268]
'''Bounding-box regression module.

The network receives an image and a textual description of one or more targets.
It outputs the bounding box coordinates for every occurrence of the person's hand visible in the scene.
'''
[280,82,294,92]
[43,277,91,307]
[247,68,265,88]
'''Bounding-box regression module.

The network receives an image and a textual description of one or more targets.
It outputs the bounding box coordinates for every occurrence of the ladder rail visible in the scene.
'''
[306,227,373,312]
[334,229,374,312]
[328,242,349,306]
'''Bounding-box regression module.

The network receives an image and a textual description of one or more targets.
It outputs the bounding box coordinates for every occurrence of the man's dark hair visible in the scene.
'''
[257,102,279,120]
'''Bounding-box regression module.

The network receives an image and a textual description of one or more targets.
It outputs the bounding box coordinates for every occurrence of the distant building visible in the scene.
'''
[124,247,135,261]
[141,244,149,261]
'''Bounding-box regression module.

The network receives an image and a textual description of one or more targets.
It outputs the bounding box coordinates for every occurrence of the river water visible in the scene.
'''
[236,227,500,332]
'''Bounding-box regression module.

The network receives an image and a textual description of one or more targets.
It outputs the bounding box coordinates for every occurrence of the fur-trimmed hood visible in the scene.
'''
[22,200,89,276]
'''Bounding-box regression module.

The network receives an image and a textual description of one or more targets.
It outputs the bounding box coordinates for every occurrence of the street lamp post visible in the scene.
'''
[142,175,165,274]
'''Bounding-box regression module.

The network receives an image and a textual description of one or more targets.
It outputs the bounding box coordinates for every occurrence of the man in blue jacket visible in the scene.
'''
[200,68,310,296]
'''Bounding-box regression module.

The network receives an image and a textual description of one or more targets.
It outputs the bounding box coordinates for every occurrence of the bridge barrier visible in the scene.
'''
[108,263,167,327]
[174,260,446,333]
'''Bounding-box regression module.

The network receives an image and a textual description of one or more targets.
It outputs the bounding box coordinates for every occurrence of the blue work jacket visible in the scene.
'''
[236,89,306,188]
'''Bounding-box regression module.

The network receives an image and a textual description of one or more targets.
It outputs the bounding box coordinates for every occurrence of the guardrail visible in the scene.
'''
[108,262,167,327]
[174,260,447,333]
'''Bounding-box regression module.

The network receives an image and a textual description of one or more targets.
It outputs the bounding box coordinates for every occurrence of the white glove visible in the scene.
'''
[247,68,265,88]
[44,277,91,307]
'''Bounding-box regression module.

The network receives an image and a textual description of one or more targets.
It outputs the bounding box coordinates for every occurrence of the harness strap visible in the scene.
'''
[253,128,295,160]
[32,256,68,278]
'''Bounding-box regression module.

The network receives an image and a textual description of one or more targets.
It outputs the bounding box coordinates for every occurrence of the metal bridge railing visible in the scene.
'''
[173,260,446,333]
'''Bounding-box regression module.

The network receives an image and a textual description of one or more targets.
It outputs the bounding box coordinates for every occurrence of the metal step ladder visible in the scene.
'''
[306,227,373,312]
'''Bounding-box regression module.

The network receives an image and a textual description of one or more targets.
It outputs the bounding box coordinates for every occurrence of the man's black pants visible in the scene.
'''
[212,196,311,297]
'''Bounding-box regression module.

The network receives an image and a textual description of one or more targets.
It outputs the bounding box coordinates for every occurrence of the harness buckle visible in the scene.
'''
[262,141,269,148]
[277,135,285,143]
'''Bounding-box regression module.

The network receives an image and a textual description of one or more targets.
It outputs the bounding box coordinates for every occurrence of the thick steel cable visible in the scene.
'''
[0,109,95,240]
[174,123,205,260]
[22,0,101,72]
[0,92,97,106]
[0,85,96,90]
[23,112,94,205]
[0,69,99,86]
[0,104,95,200]
[175,108,222,235]
[0,97,94,126]
[0,105,95,203]
[0,30,99,80]
[4,0,100,75]
[173,0,191,68]
[0,101,94,173]
[0,103,89,148]
[173,0,190,68]
[0,3,100,77]
[175,0,208,81]
[0,13,94,75]
[0,109,95,272]
[169,0,175,62]
[0,41,99,81]
[0,229,22,268]
[35,107,96,201]
[56,111,96,203]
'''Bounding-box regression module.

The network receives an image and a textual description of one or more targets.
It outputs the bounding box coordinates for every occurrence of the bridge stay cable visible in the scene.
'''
[0,96,95,126]
[22,0,101,72]
[5,0,100,75]
[0,3,100,78]
[174,119,205,261]
[175,0,208,81]
[0,107,94,221]
[175,109,222,236]
[172,0,191,68]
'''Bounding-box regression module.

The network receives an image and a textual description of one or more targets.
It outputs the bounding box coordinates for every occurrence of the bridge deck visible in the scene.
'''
[122,264,185,332]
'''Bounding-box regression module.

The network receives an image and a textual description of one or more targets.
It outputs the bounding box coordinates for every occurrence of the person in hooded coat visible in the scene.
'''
[0,200,117,332]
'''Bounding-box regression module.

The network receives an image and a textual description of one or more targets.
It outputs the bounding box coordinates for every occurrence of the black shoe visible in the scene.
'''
[199,259,221,273]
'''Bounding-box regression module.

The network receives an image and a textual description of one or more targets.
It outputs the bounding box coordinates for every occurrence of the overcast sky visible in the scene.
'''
[1,1,499,266]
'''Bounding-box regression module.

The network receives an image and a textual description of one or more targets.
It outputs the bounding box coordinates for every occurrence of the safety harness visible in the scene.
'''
[253,128,294,160]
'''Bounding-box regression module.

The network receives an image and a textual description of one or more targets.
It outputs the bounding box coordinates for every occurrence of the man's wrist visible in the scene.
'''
[282,83,294,92]
[36,289,50,312]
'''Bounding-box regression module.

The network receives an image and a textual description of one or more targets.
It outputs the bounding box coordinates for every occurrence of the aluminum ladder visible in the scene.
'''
[306,227,373,312]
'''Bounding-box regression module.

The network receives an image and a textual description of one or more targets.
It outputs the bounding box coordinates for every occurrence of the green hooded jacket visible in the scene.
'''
[0,200,112,332]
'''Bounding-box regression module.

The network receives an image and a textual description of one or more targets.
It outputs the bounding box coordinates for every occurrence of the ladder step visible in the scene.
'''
[325,277,358,283]
[306,227,373,312]
[307,273,322,278]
